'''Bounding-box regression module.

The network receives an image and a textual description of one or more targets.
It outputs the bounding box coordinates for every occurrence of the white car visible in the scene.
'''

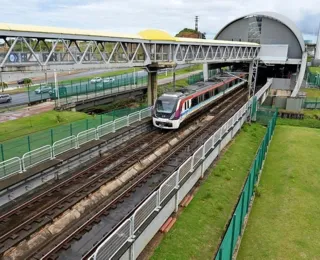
[103,77,115,83]
[90,77,102,83]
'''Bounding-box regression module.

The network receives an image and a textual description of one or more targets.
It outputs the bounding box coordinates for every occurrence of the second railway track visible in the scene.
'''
[1,86,248,260]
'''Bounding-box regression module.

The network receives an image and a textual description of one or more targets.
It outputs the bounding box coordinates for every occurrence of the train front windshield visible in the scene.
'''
[155,97,178,118]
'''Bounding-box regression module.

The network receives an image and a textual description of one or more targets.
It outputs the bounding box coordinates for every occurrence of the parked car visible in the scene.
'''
[0,94,12,103]
[90,77,102,83]
[35,86,52,94]
[103,77,115,83]
[17,78,32,85]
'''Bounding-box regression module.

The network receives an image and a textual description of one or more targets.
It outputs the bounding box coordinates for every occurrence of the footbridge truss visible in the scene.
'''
[0,24,260,72]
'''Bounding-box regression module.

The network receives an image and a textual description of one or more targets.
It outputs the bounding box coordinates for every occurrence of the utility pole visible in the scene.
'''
[0,70,3,92]
[54,70,60,108]
[195,16,198,32]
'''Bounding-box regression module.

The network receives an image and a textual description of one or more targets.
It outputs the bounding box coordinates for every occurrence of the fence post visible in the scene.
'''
[240,191,245,235]
[0,144,4,161]
[219,248,223,260]
[100,114,103,125]
[50,129,54,146]
[86,119,89,130]
[70,123,73,136]
[27,135,31,152]
[230,214,237,255]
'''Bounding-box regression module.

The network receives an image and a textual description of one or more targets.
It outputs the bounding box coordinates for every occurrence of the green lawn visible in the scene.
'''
[277,117,320,129]
[158,64,202,80]
[300,88,320,99]
[0,111,89,142]
[151,124,266,260]
[238,126,320,260]
[309,66,320,74]
[59,68,141,84]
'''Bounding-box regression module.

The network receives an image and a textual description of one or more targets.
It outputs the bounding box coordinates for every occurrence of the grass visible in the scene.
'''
[300,88,320,99]
[303,109,320,119]
[238,126,320,260]
[151,123,266,260]
[0,110,89,142]
[59,68,141,84]
[158,64,202,80]
[277,117,320,129]
[309,66,320,74]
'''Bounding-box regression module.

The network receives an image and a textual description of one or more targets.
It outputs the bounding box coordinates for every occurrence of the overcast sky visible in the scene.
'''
[0,0,319,41]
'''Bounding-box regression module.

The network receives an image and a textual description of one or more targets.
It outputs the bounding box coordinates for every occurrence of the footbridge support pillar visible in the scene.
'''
[146,62,177,106]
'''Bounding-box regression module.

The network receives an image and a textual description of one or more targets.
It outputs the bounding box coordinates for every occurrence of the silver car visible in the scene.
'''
[0,94,12,103]
[35,86,52,94]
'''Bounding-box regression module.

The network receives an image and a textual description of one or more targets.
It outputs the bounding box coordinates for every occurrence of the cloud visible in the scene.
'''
[0,0,319,38]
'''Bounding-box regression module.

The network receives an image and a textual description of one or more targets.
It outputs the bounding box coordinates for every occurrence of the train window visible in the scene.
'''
[191,97,198,107]
[214,88,219,95]
[204,92,210,100]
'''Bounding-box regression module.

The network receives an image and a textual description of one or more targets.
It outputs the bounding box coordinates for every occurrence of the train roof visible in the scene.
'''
[158,72,246,99]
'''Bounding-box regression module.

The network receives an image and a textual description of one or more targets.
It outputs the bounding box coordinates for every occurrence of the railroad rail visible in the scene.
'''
[0,86,247,260]
[38,89,248,259]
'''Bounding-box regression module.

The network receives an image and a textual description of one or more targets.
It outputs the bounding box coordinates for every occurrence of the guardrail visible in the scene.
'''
[0,107,152,181]
[90,99,253,260]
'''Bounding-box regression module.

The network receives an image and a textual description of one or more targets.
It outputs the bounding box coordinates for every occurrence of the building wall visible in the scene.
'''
[216,17,302,59]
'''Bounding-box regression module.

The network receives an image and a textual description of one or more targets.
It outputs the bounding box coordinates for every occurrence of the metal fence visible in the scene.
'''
[215,110,277,260]
[0,106,152,180]
[187,69,218,85]
[306,71,320,87]
[90,98,254,260]
[304,98,320,109]
[0,106,146,163]
[26,72,148,105]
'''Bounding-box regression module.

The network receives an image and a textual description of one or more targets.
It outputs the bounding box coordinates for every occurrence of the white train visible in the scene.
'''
[152,73,247,129]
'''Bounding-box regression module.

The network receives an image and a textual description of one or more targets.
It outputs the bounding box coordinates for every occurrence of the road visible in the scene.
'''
[0,64,194,108]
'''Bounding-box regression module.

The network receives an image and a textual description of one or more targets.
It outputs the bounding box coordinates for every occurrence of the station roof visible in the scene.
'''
[215,11,305,51]
[0,23,259,46]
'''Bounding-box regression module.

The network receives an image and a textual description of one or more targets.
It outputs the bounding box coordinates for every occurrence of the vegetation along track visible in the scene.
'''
[36,88,248,259]
[1,86,247,259]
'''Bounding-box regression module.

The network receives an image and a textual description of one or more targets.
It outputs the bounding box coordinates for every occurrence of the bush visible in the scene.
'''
[0,82,8,92]
[56,114,64,123]
[24,78,32,86]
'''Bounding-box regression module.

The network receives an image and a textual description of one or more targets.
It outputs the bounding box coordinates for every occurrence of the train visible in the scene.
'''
[152,73,247,129]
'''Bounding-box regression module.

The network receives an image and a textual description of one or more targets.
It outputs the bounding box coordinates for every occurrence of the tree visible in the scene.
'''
[24,78,32,86]
[0,82,8,92]
[175,28,206,39]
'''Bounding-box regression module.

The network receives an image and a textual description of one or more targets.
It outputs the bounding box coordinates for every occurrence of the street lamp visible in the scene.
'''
[54,69,60,108]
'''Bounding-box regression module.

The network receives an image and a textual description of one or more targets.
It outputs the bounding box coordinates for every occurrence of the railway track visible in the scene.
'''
[0,86,247,260]
[0,129,173,256]
[36,88,248,259]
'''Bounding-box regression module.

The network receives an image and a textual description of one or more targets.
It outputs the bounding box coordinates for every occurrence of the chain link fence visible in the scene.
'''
[0,105,147,162]
[215,109,277,260]
[27,72,148,105]
[306,71,320,87]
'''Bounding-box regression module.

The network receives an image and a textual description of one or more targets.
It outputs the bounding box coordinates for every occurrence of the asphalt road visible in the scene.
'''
[0,64,193,108]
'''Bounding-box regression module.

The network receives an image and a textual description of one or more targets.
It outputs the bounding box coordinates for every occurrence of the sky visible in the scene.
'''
[0,0,319,42]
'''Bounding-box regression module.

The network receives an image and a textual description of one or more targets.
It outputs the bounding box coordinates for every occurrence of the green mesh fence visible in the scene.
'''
[255,106,278,126]
[0,105,147,162]
[304,98,320,109]
[307,72,320,87]
[27,72,148,105]
[187,69,217,85]
[215,110,277,260]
